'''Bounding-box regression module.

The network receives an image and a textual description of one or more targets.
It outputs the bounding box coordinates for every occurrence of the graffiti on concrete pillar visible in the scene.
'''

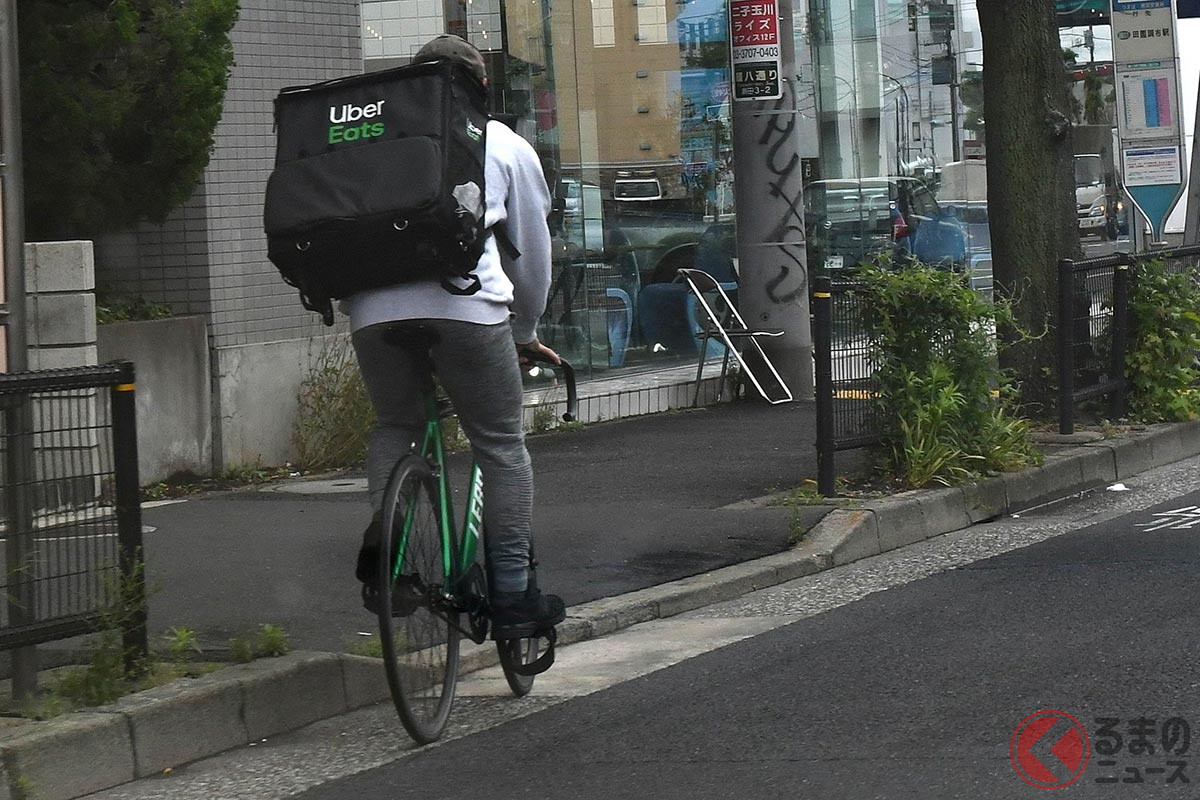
[756,79,808,304]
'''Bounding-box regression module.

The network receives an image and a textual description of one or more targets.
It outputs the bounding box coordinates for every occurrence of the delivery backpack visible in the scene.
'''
[263,60,492,326]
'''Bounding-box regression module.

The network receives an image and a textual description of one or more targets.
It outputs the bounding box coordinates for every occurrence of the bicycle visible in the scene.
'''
[371,343,577,744]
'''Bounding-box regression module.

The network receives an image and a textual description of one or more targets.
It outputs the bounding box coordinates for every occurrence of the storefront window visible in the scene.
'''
[361,0,735,381]
[798,0,989,284]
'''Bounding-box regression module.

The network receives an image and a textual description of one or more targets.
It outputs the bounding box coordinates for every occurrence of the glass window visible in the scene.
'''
[592,0,616,47]
[637,0,669,44]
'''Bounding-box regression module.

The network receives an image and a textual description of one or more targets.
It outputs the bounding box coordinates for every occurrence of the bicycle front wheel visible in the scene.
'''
[378,455,461,744]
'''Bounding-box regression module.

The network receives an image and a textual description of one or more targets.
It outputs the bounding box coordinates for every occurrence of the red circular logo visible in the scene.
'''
[1011,710,1091,789]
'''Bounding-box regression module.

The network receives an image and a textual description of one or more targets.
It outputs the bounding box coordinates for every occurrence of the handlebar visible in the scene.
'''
[524,353,577,423]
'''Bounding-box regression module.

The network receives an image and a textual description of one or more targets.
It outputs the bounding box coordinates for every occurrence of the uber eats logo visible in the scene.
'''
[328,99,386,144]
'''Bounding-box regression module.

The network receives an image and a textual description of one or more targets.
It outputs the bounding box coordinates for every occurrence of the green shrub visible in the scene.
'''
[1125,259,1200,422]
[96,291,172,324]
[853,262,1040,487]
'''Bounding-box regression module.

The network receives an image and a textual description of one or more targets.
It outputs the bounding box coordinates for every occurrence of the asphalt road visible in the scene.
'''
[295,472,1200,799]
[85,454,1200,800]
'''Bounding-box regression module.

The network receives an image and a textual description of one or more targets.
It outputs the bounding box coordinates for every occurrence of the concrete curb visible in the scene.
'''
[7,422,1200,800]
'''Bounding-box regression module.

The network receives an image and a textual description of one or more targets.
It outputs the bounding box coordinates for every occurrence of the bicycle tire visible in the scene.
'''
[378,454,460,744]
[496,637,539,697]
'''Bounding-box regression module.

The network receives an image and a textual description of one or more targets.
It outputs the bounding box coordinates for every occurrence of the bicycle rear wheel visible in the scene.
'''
[497,637,539,697]
[378,454,460,744]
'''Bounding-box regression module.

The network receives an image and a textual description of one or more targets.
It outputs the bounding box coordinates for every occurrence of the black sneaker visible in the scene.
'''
[355,514,382,585]
[490,586,566,640]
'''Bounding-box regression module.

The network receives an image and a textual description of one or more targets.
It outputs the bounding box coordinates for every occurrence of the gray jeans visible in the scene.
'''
[352,319,533,593]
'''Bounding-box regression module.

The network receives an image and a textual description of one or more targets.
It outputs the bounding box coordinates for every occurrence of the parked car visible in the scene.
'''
[804,176,967,274]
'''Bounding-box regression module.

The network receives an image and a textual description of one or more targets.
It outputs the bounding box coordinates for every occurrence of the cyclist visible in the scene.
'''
[347,34,566,641]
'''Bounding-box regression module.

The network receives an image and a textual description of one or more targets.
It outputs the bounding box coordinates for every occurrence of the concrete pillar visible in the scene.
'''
[24,240,98,370]
[22,240,102,509]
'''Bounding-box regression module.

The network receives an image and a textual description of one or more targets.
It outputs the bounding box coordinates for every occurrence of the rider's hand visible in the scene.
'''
[516,337,561,367]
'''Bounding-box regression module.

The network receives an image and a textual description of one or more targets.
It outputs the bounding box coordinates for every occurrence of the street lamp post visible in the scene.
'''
[822,72,860,178]
[882,73,912,173]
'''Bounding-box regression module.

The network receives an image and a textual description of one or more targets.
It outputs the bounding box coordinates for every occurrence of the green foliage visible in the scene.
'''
[853,262,1041,487]
[229,635,256,664]
[95,292,173,325]
[52,629,129,707]
[164,626,201,664]
[256,624,292,657]
[1125,260,1200,422]
[529,404,557,434]
[230,623,292,663]
[19,0,239,239]
[348,635,385,659]
[294,337,375,471]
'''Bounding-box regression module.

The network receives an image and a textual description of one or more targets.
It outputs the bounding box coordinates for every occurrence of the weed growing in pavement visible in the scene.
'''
[12,772,35,800]
[529,403,557,434]
[140,462,300,501]
[294,334,375,471]
[347,635,386,659]
[230,623,293,663]
[256,624,292,657]
[164,626,202,664]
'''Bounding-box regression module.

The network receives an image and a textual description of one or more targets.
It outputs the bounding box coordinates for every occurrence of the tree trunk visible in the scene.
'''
[977,0,1081,417]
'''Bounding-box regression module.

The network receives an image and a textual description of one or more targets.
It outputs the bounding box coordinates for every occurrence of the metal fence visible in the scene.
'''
[1056,244,1200,434]
[812,276,884,495]
[0,362,145,665]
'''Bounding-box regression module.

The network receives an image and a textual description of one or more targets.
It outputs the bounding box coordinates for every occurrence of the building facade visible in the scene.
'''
[89,0,983,470]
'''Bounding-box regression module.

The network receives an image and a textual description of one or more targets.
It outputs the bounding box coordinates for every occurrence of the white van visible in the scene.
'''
[613,177,662,202]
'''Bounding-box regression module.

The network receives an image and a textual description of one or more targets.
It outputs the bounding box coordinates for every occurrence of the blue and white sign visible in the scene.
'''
[1180,0,1200,18]
[1111,0,1188,241]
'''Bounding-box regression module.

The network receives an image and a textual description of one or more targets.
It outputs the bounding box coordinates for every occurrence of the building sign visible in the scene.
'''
[729,0,781,101]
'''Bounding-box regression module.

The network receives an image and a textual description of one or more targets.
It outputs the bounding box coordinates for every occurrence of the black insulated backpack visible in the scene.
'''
[263,61,490,326]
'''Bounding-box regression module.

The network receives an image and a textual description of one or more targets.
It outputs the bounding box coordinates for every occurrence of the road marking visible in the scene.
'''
[1135,505,1200,531]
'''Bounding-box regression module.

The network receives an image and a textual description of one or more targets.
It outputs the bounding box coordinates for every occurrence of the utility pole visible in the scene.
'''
[948,31,961,162]
[728,0,812,398]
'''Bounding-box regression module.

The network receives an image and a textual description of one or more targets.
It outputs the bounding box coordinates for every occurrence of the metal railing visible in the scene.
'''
[1056,245,1200,434]
[0,361,146,668]
[812,276,885,495]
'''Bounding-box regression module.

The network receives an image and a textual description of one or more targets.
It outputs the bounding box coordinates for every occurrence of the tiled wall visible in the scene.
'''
[208,1,363,347]
[96,1,363,349]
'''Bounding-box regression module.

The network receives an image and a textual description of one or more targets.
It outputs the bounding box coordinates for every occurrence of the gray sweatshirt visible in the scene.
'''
[342,120,553,343]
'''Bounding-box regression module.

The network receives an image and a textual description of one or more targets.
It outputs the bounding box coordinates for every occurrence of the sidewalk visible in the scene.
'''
[4,396,1200,799]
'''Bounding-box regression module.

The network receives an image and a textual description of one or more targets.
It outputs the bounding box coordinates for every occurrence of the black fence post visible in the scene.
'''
[1057,258,1076,435]
[1110,263,1131,421]
[813,276,836,496]
[3,393,39,701]
[110,361,147,672]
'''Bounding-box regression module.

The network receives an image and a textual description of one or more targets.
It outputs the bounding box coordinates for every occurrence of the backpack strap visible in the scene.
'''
[493,224,521,260]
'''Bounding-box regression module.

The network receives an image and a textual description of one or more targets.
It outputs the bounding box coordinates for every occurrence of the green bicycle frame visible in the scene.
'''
[393,392,484,590]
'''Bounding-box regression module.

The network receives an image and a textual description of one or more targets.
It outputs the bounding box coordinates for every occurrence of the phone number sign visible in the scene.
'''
[730,0,781,100]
